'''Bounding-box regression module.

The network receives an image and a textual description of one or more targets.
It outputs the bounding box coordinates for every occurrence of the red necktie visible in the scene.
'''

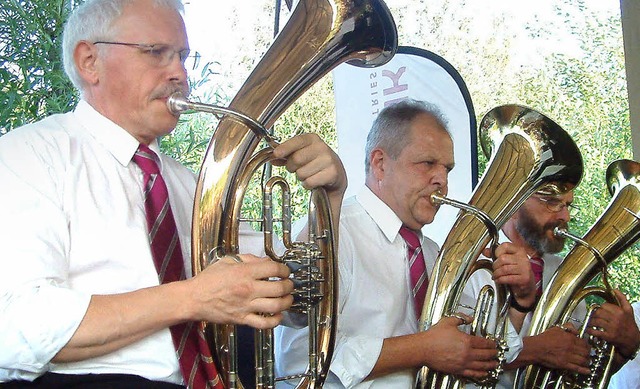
[399,226,428,319]
[133,144,222,389]
[529,255,545,296]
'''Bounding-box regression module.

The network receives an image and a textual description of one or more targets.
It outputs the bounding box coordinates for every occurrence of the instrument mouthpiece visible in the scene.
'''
[430,190,445,206]
[553,227,568,238]
[167,92,191,115]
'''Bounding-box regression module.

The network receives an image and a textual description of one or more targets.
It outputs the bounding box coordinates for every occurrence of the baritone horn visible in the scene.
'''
[416,105,583,389]
[520,159,640,389]
[169,1,398,388]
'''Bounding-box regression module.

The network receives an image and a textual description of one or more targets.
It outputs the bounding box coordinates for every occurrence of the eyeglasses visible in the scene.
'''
[93,41,197,69]
[534,196,579,214]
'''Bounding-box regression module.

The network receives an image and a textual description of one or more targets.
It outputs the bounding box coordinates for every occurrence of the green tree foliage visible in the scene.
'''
[511,2,640,301]
[0,0,78,134]
[393,0,519,116]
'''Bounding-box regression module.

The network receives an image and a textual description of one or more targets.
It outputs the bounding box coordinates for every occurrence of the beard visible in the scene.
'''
[515,207,568,255]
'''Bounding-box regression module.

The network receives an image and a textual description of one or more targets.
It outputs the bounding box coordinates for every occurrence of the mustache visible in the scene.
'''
[545,220,568,235]
[151,84,190,100]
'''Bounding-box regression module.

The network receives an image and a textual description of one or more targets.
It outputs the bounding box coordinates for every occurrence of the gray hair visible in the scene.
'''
[62,0,185,91]
[364,99,451,174]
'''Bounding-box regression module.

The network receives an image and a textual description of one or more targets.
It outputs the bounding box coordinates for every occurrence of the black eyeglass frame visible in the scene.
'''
[533,195,579,214]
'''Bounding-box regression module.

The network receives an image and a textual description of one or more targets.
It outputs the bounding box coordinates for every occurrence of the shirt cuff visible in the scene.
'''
[0,282,91,377]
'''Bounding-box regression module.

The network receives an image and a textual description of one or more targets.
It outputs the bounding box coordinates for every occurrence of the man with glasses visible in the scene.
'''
[471,182,640,388]
[0,0,347,388]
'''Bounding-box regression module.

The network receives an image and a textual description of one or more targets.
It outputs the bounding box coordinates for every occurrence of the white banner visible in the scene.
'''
[332,46,478,245]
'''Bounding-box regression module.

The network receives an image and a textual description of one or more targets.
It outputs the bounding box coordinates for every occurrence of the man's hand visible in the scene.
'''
[367,315,499,381]
[538,325,591,374]
[52,254,293,362]
[587,290,640,361]
[272,133,347,198]
[272,133,347,229]
[188,254,294,329]
[484,242,537,308]
[422,316,499,380]
[509,325,591,375]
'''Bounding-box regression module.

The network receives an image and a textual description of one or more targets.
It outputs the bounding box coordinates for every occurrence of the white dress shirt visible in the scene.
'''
[277,185,496,388]
[0,101,194,383]
[606,301,640,389]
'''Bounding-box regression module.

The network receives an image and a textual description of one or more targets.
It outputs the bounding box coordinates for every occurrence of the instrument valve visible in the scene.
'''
[284,242,326,312]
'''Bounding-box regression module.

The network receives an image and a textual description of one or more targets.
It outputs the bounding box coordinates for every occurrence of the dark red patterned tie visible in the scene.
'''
[529,255,545,296]
[133,144,222,389]
[399,226,428,319]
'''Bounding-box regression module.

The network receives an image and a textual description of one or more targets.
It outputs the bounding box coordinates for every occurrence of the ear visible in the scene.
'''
[74,41,100,85]
[369,148,386,181]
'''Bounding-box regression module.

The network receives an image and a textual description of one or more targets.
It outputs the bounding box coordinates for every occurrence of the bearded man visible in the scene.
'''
[491,183,640,388]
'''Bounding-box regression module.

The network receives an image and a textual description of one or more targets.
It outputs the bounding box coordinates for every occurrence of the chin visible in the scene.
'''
[419,213,436,227]
[155,109,179,129]
[166,115,179,128]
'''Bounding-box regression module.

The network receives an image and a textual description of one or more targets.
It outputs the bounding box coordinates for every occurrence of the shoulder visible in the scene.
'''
[0,112,81,172]
[338,196,377,242]
[0,112,77,149]
[543,253,563,269]
[160,153,196,179]
[158,153,197,202]
[421,235,439,255]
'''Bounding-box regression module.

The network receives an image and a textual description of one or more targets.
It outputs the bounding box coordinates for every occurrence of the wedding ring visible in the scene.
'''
[450,313,469,326]
[227,253,243,263]
[209,247,243,264]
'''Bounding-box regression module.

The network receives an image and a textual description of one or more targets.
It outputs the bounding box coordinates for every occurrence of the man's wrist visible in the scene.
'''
[510,295,538,313]
[619,341,640,361]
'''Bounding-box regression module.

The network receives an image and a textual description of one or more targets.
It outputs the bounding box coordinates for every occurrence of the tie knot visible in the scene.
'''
[399,226,420,250]
[133,144,160,175]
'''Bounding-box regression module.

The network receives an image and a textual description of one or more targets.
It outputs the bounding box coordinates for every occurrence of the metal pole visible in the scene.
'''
[274,0,282,37]
[264,0,284,188]
[621,0,640,160]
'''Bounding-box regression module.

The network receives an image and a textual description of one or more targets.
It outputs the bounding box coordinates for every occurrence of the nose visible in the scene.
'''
[431,164,449,192]
[165,49,188,74]
[557,205,571,223]
[167,57,188,87]
[434,164,449,184]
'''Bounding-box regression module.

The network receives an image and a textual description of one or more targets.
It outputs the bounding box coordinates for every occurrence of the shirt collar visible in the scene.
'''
[74,100,162,168]
[356,185,423,244]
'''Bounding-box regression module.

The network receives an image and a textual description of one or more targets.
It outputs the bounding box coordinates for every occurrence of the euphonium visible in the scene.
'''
[416,105,583,389]
[169,1,397,388]
[520,159,640,389]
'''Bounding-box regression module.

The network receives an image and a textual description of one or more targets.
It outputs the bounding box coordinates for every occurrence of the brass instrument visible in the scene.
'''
[520,159,640,389]
[416,105,583,389]
[168,1,397,388]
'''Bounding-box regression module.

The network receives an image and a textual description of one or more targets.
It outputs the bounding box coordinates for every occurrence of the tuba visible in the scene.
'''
[169,1,397,388]
[519,159,640,389]
[416,105,583,389]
